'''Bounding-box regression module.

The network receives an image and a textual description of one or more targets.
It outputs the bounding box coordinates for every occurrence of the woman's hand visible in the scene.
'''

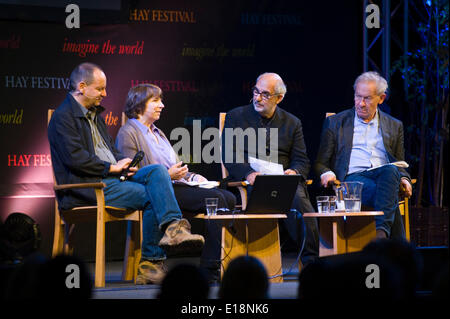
[168,161,188,180]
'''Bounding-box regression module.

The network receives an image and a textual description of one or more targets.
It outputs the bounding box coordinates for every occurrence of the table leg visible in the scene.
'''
[344,216,377,253]
[319,218,346,256]
[220,219,283,283]
[318,216,377,257]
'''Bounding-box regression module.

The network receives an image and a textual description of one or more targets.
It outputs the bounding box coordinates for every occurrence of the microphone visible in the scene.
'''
[120,151,144,181]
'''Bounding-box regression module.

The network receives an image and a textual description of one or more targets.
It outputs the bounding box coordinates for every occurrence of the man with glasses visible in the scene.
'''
[314,71,413,239]
[222,72,319,266]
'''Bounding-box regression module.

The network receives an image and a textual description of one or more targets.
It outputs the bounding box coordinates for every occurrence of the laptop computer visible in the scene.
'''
[242,175,300,214]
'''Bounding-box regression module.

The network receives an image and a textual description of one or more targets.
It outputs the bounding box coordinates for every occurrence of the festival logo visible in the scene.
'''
[8,154,52,167]
[130,80,199,92]
[4,75,70,89]
[129,9,196,23]
[241,12,302,25]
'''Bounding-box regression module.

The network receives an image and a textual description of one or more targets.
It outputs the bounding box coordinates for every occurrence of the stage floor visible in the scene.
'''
[91,253,301,299]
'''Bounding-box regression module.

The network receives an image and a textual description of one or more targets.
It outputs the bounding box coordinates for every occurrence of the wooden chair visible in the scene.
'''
[219,113,248,208]
[324,112,414,240]
[48,109,142,288]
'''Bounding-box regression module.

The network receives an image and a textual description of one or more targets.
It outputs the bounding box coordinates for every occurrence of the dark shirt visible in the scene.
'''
[222,104,311,183]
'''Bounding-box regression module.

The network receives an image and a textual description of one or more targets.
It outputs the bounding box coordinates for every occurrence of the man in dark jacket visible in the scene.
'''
[222,72,319,265]
[314,71,413,239]
[48,63,204,284]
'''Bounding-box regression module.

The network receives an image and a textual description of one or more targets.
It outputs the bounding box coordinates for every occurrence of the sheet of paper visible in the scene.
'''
[173,180,220,189]
[367,161,409,171]
[249,156,284,175]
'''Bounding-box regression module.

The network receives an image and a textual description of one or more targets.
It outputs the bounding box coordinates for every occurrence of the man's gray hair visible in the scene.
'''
[69,62,103,92]
[353,71,388,95]
[256,72,287,95]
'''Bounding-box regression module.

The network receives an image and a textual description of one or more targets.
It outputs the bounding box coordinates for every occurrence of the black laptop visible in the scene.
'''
[242,175,300,214]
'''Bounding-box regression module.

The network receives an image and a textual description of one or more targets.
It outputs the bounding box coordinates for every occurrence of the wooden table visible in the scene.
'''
[303,211,384,257]
[194,213,287,283]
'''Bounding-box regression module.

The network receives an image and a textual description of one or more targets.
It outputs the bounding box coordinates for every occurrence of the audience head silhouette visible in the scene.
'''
[219,255,269,299]
[4,253,92,299]
[158,263,209,299]
[298,251,405,301]
[38,254,92,299]
[363,238,423,299]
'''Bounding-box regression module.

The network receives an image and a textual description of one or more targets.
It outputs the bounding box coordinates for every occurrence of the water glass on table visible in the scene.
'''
[328,196,337,213]
[205,198,219,216]
[344,196,362,212]
[340,181,363,212]
[316,196,330,213]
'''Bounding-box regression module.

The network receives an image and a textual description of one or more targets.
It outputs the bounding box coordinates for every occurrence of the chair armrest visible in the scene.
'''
[54,182,106,191]
[227,181,249,187]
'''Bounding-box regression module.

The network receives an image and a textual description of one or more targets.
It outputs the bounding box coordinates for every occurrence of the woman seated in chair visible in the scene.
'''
[116,83,236,281]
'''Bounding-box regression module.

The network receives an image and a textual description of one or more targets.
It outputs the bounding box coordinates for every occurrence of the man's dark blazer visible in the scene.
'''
[314,108,411,181]
[48,93,125,210]
[222,104,311,183]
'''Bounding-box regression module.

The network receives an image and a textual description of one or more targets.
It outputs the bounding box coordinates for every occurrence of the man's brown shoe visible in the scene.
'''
[136,260,167,285]
[158,218,205,256]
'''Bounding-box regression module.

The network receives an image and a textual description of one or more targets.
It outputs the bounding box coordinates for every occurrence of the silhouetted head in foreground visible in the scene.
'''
[5,253,92,299]
[219,255,269,299]
[298,251,405,301]
[363,238,423,299]
[158,263,210,299]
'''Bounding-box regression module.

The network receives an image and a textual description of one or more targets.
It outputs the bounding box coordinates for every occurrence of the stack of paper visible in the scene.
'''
[367,161,409,171]
[173,180,220,189]
[249,156,284,175]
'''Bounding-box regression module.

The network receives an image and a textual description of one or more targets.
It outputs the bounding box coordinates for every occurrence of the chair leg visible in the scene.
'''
[134,246,141,284]
[404,198,411,241]
[52,220,64,257]
[122,211,142,284]
[95,210,106,288]
[62,224,75,255]
[238,186,248,211]
[122,220,140,281]
[135,211,143,283]
[52,202,64,257]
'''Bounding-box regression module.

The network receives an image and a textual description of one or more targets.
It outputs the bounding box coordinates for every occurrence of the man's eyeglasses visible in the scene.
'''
[252,87,279,100]
[354,94,377,103]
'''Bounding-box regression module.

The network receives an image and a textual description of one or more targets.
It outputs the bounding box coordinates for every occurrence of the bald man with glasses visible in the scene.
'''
[222,72,319,266]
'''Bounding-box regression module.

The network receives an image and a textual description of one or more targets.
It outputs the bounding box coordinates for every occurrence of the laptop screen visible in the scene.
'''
[244,175,300,214]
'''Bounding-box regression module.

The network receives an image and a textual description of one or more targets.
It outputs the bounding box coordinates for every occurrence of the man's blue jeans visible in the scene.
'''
[102,164,182,261]
[344,165,402,237]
